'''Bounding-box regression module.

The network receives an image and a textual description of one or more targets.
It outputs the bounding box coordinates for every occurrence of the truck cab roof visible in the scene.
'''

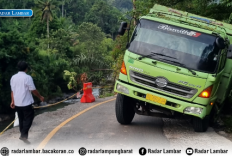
[148,4,232,42]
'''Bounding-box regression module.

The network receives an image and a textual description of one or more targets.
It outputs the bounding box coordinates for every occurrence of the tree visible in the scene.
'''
[62,0,65,17]
[64,0,89,25]
[60,0,73,17]
[84,1,122,37]
[35,0,57,39]
[78,22,105,57]
[0,30,28,113]
[107,0,132,12]
[0,0,121,114]
[223,0,232,6]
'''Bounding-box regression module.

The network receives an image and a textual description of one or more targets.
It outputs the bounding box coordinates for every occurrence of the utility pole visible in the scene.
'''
[133,0,136,26]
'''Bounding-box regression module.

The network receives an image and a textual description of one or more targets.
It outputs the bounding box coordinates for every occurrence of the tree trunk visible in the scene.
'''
[133,0,136,26]
[47,18,49,49]
[62,4,64,17]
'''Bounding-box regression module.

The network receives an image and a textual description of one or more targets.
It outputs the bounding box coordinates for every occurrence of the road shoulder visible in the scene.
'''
[162,118,232,152]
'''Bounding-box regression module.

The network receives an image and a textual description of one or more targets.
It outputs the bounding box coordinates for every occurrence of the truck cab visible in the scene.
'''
[114,4,232,132]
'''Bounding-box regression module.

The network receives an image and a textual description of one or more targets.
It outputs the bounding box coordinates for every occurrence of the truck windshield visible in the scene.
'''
[128,19,220,73]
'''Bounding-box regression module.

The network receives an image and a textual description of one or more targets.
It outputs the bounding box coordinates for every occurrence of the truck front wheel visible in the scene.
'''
[193,116,209,132]
[115,94,135,125]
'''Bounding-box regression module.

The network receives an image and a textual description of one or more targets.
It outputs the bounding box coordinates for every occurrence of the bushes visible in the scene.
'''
[0,21,115,115]
[0,30,29,114]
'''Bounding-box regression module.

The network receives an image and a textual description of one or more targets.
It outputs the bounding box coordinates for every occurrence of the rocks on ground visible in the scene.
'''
[47,93,77,104]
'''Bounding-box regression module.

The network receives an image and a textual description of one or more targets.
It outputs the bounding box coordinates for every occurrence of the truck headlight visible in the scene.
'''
[116,84,129,94]
[184,107,203,115]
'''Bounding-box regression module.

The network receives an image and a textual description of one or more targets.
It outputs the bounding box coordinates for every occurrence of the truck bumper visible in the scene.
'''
[114,80,208,119]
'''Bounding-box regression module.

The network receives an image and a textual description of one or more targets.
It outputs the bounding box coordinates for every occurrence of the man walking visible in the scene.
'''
[10,61,44,144]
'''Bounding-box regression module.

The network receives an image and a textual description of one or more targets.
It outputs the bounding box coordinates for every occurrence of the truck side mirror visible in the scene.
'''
[216,37,225,49]
[118,22,128,36]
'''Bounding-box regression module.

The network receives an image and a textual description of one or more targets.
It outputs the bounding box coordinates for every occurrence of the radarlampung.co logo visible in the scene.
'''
[158,24,201,37]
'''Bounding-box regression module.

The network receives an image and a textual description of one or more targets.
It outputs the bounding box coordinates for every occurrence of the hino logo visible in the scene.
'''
[155,77,168,88]
[129,66,144,73]
[158,24,201,37]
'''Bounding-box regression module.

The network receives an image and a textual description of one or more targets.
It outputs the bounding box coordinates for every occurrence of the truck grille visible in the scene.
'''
[130,71,198,98]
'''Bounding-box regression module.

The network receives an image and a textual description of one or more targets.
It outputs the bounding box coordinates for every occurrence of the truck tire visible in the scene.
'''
[193,116,209,132]
[115,94,135,125]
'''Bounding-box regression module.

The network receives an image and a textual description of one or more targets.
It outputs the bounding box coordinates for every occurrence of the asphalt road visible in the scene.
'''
[44,99,170,150]
[1,96,232,156]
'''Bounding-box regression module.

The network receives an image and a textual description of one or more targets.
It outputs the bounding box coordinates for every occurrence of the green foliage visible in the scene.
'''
[71,23,114,85]
[63,70,77,90]
[111,35,128,79]
[99,92,115,98]
[84,0,123,38]
[28,53,69,97]
[133,0,232,23]
[107,0,133,12]
[0,30,28,113]
[223,0,232,6]
[64,0,92,25]
[35,0,57,22]
[111,26,134,79]
[0,0,121,114]
[78,22,105,57]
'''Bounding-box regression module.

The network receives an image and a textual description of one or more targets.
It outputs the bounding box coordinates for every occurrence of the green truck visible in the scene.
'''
[114,4,232,132]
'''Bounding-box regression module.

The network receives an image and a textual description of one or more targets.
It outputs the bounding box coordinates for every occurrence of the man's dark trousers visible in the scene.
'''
[15,105,34,139]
